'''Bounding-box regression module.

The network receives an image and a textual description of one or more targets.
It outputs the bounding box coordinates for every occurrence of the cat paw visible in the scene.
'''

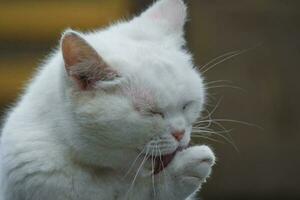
[169,145,215,188]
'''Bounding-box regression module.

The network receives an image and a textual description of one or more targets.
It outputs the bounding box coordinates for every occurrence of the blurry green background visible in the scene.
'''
[0,0,299,200]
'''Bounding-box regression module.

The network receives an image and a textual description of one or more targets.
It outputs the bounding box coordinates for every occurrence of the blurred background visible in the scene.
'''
[0,0,299,199]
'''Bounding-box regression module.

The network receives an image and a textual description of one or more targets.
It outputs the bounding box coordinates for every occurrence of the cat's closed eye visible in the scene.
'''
[182,101,194,111]
[149,110,165,118]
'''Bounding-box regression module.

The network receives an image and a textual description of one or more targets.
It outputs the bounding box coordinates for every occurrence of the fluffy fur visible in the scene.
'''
[0,0,215,199]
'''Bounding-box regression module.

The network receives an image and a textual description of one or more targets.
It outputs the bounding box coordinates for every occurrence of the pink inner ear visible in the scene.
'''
[62,33,100,72]
[61,31,119,90]
[148,10,162,20]
[142,0,187,32]
[63,42,81,69]
[72,71,99,90]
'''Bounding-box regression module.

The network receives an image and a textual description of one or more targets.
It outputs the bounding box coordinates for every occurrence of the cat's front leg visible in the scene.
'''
[157,145,215,200]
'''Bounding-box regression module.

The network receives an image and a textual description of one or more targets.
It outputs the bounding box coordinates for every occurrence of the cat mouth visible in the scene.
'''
[152,146,187,175]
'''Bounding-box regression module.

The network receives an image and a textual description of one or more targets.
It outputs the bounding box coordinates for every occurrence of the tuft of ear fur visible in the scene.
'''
[61,30,120,90]
[139,0,187,35]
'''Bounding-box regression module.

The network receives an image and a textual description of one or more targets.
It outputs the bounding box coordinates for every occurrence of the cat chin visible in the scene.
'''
[138,142,190,176]
[153,144,191,175]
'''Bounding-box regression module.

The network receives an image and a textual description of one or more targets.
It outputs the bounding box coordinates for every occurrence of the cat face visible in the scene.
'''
[61,0,205,159]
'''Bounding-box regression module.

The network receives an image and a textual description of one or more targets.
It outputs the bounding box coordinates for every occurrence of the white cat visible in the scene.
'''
[0,0,215,199]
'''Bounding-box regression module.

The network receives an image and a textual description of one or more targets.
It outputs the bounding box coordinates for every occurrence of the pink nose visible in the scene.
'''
[172,130,185,141]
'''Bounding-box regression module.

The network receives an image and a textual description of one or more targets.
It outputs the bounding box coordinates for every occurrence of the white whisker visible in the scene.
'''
[151,148,156,198]
[192,129,232,135]
[202,49,248,74]
[191,135,225,143]
[200,97,223,120]
[123,147,146,179]
[209,120,240,152]
[205,85,246,92]
[125,148,150,199]
[157,145,168,195]
[199,50,240,72]
[196,119,262,129]
[204,80,233,86]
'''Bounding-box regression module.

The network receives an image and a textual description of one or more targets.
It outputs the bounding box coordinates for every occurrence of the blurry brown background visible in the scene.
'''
[0,0,299,200]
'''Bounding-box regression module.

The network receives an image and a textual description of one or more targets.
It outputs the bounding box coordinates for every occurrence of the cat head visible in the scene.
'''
[61,0,205,167]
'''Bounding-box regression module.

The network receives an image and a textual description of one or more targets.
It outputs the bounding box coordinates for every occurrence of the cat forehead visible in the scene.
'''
[82,32,203,98]
[122,73,204,110]
[80,34,191,79]
[122,63,204,107]
[85,32,185,63]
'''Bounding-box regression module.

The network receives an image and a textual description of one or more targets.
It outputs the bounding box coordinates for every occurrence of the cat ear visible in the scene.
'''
[61,30,120,90]
[139,0,187,35]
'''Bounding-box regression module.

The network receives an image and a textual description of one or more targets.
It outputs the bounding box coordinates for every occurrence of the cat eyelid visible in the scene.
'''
[182,101,195,110]
[136,105,165,118]
[149,110,165,118]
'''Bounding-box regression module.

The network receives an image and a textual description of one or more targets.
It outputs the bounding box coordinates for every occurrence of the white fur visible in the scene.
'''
[0,0,215,199]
